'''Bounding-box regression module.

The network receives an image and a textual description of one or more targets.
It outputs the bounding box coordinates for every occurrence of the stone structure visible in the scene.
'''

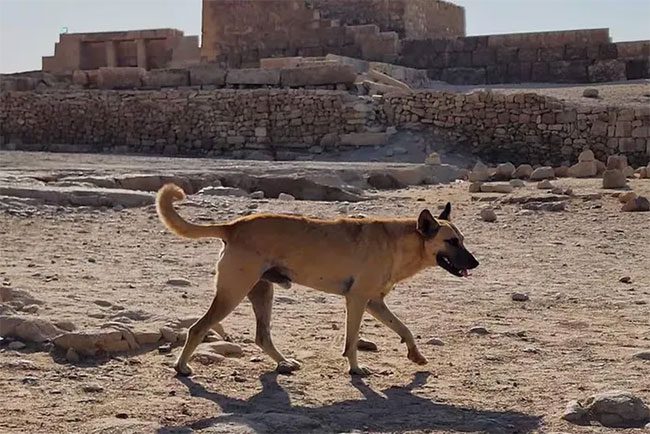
[42,29,200,74]
[2,88,649,165]
[399,28,650,84]
[200,0,464,68]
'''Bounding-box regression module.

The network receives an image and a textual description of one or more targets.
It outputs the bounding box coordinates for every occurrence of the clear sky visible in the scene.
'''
[0,0,648,73]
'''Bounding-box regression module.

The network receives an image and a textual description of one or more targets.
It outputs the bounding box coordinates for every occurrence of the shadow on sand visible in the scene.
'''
[159,371,542,433]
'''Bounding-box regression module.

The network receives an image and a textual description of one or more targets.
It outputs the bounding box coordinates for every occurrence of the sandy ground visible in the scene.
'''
[1,152,649,434]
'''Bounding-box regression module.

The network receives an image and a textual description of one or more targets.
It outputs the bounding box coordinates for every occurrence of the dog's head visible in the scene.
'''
[416,203,479,278]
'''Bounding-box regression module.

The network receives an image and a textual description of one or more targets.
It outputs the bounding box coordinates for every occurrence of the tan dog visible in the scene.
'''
[156,183,479,376]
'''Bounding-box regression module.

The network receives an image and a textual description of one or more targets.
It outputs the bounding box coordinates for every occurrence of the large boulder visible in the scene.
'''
[494,162,516,180]
[143,68,189,88]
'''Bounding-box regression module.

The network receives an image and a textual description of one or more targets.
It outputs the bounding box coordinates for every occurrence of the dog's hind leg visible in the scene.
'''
[366,298,428,365]
[174,253,260,376]
[343,295,370,376]
[248,280,301,374]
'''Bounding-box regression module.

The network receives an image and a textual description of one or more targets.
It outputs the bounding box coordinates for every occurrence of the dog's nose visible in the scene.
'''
[468,256,479,269]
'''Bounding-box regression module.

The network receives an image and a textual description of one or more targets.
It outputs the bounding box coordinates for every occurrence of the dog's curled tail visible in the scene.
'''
[156,183,229,240]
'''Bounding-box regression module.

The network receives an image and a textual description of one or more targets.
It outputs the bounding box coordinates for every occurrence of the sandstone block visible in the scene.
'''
[602,169,627,189]
[188,64,226,86]
[226,68,281,85]
[280,65,356,87]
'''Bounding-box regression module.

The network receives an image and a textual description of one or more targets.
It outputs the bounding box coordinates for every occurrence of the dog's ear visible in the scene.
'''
[438,202,451,221]
[417,209,440,238]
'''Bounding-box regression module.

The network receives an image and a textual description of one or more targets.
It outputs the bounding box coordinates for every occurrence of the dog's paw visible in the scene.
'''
[174,361,194,377]
[407,348,428,365]
[277,358,301,375]
[349,366,372,377]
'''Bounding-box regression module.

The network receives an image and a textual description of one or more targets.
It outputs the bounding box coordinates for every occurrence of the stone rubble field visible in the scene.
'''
[1,151,649,433]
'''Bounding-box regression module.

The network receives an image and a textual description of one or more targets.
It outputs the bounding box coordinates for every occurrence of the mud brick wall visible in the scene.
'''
[383,91,650,166]
[0,89,376,158]
[399,29,650,84]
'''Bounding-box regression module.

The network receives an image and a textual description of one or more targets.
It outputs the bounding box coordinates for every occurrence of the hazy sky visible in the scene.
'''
[0,0,648,73]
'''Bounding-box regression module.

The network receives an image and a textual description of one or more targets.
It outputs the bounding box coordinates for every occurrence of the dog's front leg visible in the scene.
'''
[343,295,370,376]
[366,298,428,365]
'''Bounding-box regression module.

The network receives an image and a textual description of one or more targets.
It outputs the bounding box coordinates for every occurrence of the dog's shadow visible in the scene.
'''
[158,371,542,433]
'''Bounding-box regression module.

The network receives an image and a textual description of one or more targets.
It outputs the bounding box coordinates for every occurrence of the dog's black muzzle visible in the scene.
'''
[436,249,479,278]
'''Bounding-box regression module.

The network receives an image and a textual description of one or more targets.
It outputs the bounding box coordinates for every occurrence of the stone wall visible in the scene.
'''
[399,29,650,84]
[42,29,200,74]
[383,91,650,166]
[201,0,400,67]
[311,0,465,39]
[1,89,648,166]
[0,89,376,159]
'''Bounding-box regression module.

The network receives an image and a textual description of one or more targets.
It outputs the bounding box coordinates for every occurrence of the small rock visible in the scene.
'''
[468,326,489,335]
[568,161,597,178]
[424,152,441,165]
[578,149,595,162]
[469,161,490,182]
[66,348,80,363]
[192,350,225,365]
[480,183,513,194]
[278,193,296,201]
[537,180,553,189]
[250,191,265,199]
[562,400,587,424]
[622,196,650,212]
[602,169,627,189]
[55,320,76,332]
[511,292,530,302]
[357,338,378,352]
[582,88,599,98]
[509,179,525,188]
[157,343,172,354]
[632,351,650,360]
[94,299,112,307]
[619,191,637,204]
[624,166,635,178]
[468,182,482,193]
[88,258,96,263]
[513,164,533,179]
[8,341,26,350]
[426,338,445,346]
[494,162,516,180]
[582,390,650,427]
[480,208,497,222]
[554,166,570,178]
[82,383,104,393]
[530,166,555,181]
[607,155,628,171]
[21,304,39,314]
[166,278,191,287]
[331,323,340,330]
[619,276,632,284]
[206,341,243,357]
[115,413,129,419]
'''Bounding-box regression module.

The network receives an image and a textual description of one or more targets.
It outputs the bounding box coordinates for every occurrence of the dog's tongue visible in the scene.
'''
[461,269,469,278]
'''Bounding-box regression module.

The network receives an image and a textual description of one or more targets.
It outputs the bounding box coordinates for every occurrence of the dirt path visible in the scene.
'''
[1,153,649,433]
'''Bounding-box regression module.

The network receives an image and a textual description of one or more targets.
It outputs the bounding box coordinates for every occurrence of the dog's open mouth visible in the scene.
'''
[436,254,469,278]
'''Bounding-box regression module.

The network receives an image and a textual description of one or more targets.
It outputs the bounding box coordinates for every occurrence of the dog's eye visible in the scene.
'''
[445,239,460,247]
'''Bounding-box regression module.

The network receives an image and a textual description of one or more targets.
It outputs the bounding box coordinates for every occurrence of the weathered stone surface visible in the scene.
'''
[97,67,146,90]
[602,169,627,189]
[367,173,406,190]
[480,183,513,194]
[280,64,356,87]
[513,164,534,179]
[530,166,555,181]
[577,390,650,427]
[480,208,497,222]
[0,315,63,343]
[469,162,490,182]
[188,64,227,86]
[143,68,189,88]
[198,186,249,197]
[494,162,516,180]
[622,196,650,212]
[0,186,154,208]
[226,68,281,85]
[53,329,130,356]
[568,161,597,178]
